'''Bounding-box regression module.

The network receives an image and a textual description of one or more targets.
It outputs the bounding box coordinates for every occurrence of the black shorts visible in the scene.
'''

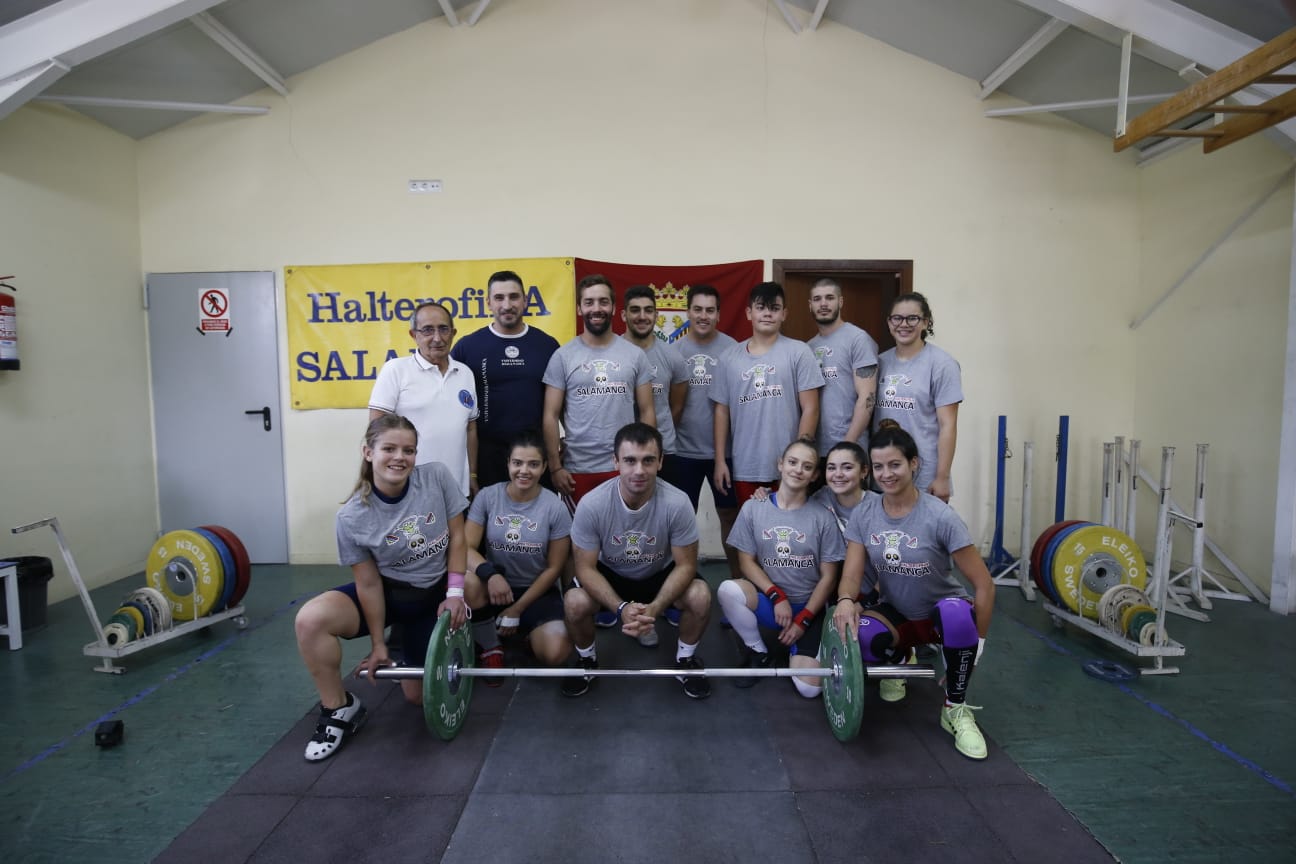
[592,561,685,605]
[332,577,447,666]
[479,588,564,633]
[668,455,738,510]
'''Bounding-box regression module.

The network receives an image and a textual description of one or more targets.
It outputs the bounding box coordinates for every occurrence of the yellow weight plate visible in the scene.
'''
[1051,525,1147,618]
[146,529,225,620]
[114,604,145,637]
[1120,602,1156,636]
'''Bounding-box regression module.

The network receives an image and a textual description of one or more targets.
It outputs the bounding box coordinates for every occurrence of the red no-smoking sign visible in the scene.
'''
[199,288,230,332]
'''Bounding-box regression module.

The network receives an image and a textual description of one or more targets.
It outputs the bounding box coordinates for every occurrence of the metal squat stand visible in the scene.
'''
[987,415,1035,601]
[11,517,247,674]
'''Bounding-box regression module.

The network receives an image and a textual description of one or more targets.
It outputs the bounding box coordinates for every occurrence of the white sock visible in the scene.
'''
[576,642,597,659]
[717,579,764,649]
[676,640,698,661]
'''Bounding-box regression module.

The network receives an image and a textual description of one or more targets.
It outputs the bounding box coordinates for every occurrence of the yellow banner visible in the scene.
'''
[286,258,575,409]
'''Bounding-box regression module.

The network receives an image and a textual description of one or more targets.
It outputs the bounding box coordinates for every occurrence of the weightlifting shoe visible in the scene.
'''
[733,647,772,689]
[676,656,711,699]
[637,623,659,648]
[879,651,915,703]
[940,702,987,760]
[665,608,681,627]
[304,692,366,762]
[562,655,598,697]
[480,646,505,687]
[595,610,618,628]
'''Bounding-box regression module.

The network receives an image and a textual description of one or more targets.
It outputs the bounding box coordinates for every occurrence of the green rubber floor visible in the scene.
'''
[1,562,1292,863]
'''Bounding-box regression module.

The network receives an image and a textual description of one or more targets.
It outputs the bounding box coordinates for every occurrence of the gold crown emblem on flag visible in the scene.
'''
[650,281,691,343]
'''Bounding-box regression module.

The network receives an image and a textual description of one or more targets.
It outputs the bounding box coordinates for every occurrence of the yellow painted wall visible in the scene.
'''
[136,0,1142,565]
[0,104,154,603]
[1134,136,1293,597]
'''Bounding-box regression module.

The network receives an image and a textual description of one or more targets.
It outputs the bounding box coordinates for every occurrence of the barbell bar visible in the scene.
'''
[358,607,933,743]
[363,664,933,681]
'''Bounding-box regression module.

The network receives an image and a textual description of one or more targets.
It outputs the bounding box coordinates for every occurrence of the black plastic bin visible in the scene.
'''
[0,556,54,632]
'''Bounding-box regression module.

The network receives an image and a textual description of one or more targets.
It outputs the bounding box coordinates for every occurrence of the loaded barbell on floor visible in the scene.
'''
[359,605,936,743]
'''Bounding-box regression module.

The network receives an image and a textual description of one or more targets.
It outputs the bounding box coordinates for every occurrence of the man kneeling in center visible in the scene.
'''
[562,422,712,699]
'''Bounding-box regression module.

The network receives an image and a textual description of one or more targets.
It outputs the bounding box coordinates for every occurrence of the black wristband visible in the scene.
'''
[616,600,630,622]
[476,562,498,580]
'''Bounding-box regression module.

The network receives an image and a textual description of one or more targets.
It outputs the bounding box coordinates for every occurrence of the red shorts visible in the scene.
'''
[572,470,618,504]
[733,480,779,506]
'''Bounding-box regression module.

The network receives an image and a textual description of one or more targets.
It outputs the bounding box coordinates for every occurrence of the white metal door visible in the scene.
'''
[147,271,288,562]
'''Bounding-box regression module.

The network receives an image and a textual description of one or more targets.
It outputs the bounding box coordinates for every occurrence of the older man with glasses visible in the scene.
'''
[369,301,480,497]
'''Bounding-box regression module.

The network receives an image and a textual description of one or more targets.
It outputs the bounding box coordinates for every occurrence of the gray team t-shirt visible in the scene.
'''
[673,331,738,459]
[711,335,825,482]
[467,483,572,590]
[873,342,963,493]
[809,322,879,456]
[641,338,690,454]
[811,486,871,536]
[570,478,700,581]
[336,462,469,588]
[843,492,973,621]
[727,496,846,604]
[543,336,652,474]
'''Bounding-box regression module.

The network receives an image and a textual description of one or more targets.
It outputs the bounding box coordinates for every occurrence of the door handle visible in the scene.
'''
[245,406,271,431]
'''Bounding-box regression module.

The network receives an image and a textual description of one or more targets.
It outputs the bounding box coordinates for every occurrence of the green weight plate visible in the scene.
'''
[121,599,153,636]
[1120,603,1155,636]
[201,525,251,607]
[820,606,865,743]
[1126,609,1159,641]
[113,606,144,639]
[1051,524,1147,618]
[146,529,224,620]
[424,612,474,741]
[194,528,237,612]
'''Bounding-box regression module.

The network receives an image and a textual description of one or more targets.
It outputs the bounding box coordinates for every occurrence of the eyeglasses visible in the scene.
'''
[887,314,925,326]
[414,325,453,337]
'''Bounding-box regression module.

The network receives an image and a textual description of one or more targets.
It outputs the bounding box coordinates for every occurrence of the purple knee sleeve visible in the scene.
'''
[932,597,978,648]
[856,615,894,663]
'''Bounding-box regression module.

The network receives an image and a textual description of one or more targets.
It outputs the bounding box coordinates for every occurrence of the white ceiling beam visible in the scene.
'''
[0,0,226,86]
[190,12,288,97]
[1012,0,1296,147]
[771,0,802,35]
[808,0,831,32]
[34,93,269,114]
[985,93,1176,116]
[0,59,69,122]
[979,17,1068,99]
[436,0,459,27]
[467,0,491,27]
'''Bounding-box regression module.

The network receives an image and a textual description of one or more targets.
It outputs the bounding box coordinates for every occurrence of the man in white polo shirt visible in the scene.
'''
[369,301,479,497]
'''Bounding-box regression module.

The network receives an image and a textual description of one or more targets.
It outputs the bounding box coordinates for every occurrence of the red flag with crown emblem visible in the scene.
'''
[573,259,762,342]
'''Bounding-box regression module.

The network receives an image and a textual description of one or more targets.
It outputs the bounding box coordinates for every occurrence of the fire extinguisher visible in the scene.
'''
[0,277,18,371]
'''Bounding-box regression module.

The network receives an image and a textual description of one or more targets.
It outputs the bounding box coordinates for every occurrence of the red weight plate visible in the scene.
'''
[1031,520,1087,599]
[201,525,251,607]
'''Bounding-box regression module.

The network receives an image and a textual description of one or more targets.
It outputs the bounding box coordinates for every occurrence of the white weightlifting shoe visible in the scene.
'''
[304,692,366,762]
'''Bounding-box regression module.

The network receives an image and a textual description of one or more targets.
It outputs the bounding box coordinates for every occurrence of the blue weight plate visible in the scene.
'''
[1042,522,1091,606]
[1082,658,1137,683]
[194,527,236,613]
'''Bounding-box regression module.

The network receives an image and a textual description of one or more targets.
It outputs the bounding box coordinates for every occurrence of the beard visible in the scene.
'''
[584,312,611,336]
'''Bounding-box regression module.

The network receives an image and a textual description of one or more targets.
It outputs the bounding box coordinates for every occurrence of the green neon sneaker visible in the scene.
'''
[940,702,987,760]
[878,651,914,702]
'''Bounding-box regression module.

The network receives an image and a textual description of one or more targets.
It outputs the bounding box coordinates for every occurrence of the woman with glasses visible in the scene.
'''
[873,292,962,502]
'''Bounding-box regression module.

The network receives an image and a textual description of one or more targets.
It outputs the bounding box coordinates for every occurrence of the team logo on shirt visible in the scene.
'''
[868,530,932,577]
[686,353,718,385]
[649,363,666,397]
[458,389,475,409]
[761,525,815,569]
[573,358,628,399]
[385,513,449,567]
[608,530,663,565]
[813,346,839,380]
[738,363,783,403]
[505,345,520,359]
[490,513,543,554]
[878,374,915,410]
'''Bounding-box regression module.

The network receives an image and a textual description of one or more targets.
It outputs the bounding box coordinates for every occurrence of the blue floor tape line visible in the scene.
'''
[1007,612,1296,800]
[4,592,313,781]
